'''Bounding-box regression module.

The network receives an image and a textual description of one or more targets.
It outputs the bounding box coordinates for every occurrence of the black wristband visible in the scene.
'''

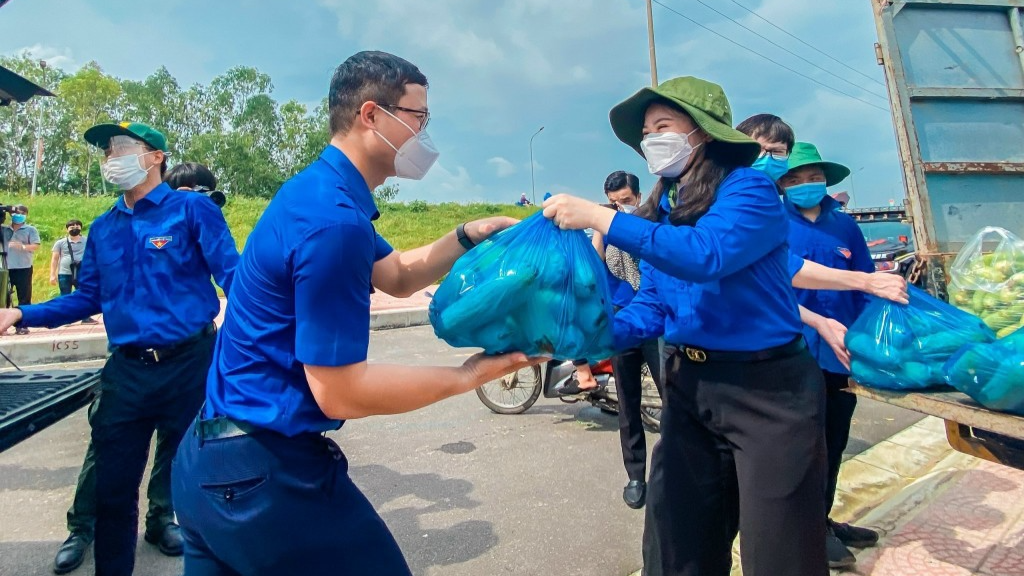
[456,223,476,250]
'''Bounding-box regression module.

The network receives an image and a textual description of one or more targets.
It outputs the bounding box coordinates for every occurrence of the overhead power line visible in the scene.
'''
[651,0,890,113]
[725,0,887,89]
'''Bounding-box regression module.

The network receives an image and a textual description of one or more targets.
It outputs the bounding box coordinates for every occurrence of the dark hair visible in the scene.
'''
[328,51,428,135]
[164,162,217,191]
[140,144,168,177]
[66,219,83,228]
[735,113,795,153]
[635,102,748,226]
[604,171,640,196]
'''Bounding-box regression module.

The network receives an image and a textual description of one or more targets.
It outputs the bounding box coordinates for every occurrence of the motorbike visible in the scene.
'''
[476,358,662,432]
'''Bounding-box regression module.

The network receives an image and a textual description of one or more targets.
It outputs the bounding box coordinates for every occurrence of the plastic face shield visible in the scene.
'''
[105,135,149,160]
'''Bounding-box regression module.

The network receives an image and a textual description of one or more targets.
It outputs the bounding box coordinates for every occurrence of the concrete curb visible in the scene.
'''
[830,415,954,525]
[0,308,432,366]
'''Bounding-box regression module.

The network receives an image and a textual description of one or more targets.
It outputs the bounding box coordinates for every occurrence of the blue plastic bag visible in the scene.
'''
[944,327,1024,415]
[845,285,995,390]
[429,212,616,360]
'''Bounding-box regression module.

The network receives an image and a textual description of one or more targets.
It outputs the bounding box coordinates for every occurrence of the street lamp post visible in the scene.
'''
[30,60,47,197]
[849,166,865,208]
[529,126,544,205]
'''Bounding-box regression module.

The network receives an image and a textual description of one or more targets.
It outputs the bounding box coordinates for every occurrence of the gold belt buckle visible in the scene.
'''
[684,347,707,363]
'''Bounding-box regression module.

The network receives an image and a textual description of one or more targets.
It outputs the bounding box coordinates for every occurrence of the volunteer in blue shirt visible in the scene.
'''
[780,142,880,566]
[544,77,829,576]
[0,122,239,576]
[172,51,534,576]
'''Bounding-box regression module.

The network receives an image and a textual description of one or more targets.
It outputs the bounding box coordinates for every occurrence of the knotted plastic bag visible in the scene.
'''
[948,226,1024,337]
[846,286,995,390]
[944,327,1024,416]
[429,213,616,360]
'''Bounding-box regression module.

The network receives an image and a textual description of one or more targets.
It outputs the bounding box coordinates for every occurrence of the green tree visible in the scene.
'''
[59,62,122,196]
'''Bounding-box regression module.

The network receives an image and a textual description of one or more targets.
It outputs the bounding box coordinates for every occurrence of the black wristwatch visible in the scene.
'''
[455,223,476,250]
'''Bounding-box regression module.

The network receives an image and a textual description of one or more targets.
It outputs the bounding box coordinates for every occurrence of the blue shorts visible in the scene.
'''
[173,421,412,576]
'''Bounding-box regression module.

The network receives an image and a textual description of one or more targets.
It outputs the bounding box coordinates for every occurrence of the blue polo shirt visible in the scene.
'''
[606,168,803,352]
[786,195,875,374]
[19,183,238,346]
[204,146,394,436]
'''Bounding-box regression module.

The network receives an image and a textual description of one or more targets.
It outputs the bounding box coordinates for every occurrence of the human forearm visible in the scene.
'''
[306,352,533,420]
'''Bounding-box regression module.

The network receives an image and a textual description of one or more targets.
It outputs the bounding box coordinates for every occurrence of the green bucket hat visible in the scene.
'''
[84,121,168,152]
[785,142,850,186]
[609,76,761,166]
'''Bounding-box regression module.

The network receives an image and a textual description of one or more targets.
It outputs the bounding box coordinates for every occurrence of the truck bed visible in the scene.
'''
[0,369,101,453]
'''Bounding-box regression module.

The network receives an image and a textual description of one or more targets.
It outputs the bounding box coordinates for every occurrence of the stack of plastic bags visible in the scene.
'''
[944,327,1024,416]
[845,286,996,390]
[429,213,615,360]
[948,226,1024,338]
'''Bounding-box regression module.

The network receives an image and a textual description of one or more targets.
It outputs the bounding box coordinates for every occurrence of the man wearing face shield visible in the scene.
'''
[0,122,240,576]
[172,51,536,575]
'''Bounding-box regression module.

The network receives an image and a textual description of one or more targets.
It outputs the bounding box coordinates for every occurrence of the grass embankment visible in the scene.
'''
[0,192,539,302]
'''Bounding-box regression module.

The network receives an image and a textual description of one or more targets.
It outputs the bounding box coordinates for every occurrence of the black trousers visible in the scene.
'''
[8,266,32,305]
[611,339,663,482]
[642,346,828,576]
[92,330,214,576]
[823,370,857,517]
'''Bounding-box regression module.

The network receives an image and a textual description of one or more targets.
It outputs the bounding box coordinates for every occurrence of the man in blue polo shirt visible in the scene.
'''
[172,51,534,576]
[780,142,879,568]
[0,122,239,576]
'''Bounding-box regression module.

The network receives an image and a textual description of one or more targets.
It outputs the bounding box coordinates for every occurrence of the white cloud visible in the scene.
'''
[394,162,486,203]
[487,156,517,177]
[5,43,78,71]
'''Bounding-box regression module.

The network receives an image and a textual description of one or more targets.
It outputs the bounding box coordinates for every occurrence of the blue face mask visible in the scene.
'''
[11,214,26,224]
[752,154,790,182]
[785,182,828,209]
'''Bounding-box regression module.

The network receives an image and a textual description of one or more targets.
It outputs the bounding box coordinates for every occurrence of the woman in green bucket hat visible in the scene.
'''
[543,76,830,576]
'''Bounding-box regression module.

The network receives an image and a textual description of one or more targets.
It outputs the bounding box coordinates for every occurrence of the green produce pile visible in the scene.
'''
[944,327,1024,416]
[949,226,1024,338]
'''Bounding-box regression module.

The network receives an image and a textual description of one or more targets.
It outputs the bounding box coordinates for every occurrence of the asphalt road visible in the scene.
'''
[0,326,923,576]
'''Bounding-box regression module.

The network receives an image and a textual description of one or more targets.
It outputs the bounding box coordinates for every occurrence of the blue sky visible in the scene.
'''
[1,0,905,207]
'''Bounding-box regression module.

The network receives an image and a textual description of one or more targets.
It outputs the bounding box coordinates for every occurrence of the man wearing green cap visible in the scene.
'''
[0,121,239,576]
[780,142,879,568]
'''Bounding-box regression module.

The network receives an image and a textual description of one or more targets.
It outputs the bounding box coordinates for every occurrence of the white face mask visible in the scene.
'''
[640,128,701,178]
[619,204,638,214]
[101,151,156,191]
[374,106,439,180]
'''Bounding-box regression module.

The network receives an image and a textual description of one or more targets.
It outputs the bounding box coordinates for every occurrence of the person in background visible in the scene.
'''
[517,192,533,206]
[5,204,40,333]
[165,162,226,208]
[780,142,880,568]
[0,121,239,576]
[564,170,664,510]
[49,219,98,324]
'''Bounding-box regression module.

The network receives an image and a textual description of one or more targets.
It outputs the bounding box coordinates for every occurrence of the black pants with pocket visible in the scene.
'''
[92,329,214,576]
[823,370,857,516]
[611,338,664,482]
[642,344,828,576]
[8,266,32,305]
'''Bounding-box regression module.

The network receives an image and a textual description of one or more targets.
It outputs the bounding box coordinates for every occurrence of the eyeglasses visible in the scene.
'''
[380,104,430,131]
[759,150,789,161]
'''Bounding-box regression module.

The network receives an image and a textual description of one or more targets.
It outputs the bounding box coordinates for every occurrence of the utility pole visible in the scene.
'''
[646,0,659,87]
[30,60,47,197]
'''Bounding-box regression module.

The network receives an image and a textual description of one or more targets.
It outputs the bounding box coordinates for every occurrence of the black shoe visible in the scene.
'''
[623,480,647,509]
[80,318,99,325]
[15,327,29,335]
[144,523,184,557]
[826,527,857,569]
[829,518,880,548]
[53,532,91,575]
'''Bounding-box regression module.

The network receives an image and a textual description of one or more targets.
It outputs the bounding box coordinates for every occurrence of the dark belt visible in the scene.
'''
[196,415,261,442]
[117,323,216,364]
[667,336,806,364]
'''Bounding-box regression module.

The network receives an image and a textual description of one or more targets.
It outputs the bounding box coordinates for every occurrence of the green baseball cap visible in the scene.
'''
[609,76,761,166]
[785,142,850,186]
[84,121,168,152]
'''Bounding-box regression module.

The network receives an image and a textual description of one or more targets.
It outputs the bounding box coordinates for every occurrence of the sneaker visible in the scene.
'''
[826,526,857,569]
[829,518,880,548]
[15,327,29,335]
[81,317,99,325]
